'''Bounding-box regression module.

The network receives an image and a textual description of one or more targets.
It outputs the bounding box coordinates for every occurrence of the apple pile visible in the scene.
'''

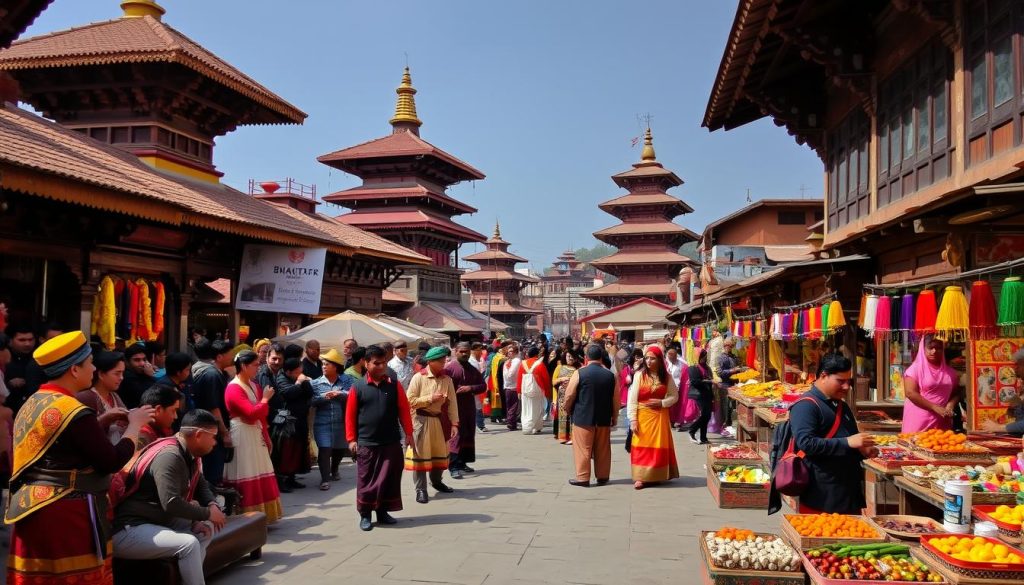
[806,544,943,582]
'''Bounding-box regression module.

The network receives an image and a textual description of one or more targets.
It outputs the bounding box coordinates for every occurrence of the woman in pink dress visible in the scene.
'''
[223,349,283,523]
[901,335,962,433]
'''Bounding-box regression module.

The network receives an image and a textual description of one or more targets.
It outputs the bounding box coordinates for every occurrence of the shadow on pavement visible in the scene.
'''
[208,551,327,583]
[457,486,537,500]
[400,513,494,527]
[468,467,531,476]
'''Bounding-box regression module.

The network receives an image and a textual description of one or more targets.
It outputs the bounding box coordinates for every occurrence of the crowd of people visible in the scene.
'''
[3,317,1023,585]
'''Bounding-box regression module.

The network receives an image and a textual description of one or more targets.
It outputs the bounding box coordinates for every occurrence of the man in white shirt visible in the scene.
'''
[469,342,487,431]
[388,341,415,389]
[502,344,522,431]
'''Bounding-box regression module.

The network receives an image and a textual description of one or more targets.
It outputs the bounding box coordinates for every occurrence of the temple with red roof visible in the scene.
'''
[461,222,541,338]
[318,67,504,339]
[581,128,698,307]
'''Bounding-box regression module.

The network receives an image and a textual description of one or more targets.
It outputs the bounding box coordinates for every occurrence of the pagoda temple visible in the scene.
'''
[581,128,698,307]
[461,222,540,338]
[319,68,504,338]
[541,250,605,338]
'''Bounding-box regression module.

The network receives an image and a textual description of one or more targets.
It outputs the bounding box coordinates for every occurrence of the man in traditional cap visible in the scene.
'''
[346,346,413,531]
[6,331,154,584]
[404,346,459,504]
[445,342,487,479]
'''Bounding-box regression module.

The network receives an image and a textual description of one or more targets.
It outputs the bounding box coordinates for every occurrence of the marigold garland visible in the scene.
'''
[151,281,165,340]
[136,278,153,342]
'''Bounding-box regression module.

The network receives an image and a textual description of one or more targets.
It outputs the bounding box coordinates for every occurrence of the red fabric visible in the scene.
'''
[8,497,113,585]
[746,341,758,369]
[345,378,412,443]
[225,380,270,453]
[516,357,551,398]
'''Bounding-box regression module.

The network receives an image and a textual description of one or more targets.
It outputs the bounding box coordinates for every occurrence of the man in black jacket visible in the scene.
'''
[191,340,231,486]
[563,343,620,487]
[121,343,156,409]
[271,357,314,491]
[113,409,226,585]
[257,343,312,492]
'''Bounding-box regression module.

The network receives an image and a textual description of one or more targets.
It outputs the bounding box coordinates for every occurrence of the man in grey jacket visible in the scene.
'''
[113,409,227,585]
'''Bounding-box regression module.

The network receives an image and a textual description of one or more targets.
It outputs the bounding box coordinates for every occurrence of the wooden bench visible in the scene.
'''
[113,512,267,585]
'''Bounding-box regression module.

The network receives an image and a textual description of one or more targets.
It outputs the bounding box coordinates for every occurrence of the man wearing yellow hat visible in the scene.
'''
[404,346,459,504]
[5,331,154,585]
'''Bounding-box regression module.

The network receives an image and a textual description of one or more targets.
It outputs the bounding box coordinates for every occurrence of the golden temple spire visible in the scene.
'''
[493,220,502,239]
[390,66,423,135]
[120,0,165,20]
[640,127,657,162]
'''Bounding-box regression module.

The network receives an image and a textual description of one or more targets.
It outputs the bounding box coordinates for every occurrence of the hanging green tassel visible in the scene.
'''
[998,276,1024,337]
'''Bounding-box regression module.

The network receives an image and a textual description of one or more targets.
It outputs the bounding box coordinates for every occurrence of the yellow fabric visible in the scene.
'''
[769,339,784,379]
[32,332,88,367]
[91,276,117,349]
[136,278,154,341]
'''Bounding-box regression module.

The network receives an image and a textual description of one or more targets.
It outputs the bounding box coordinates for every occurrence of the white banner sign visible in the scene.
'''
[235,245,327,314]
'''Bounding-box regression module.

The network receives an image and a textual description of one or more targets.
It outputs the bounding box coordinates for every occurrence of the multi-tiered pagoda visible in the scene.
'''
[319,68,504,337]
[461,222,540,338]
[582,128,698,307]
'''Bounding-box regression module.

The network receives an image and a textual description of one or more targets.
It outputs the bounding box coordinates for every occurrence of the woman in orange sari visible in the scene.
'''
[627,344,679,489]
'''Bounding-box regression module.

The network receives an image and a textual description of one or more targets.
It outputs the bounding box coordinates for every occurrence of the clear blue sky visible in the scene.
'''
[25,1,823,270]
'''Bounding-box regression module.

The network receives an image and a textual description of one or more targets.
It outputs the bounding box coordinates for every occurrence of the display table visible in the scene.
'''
[892,476,944,520]
[861,459,901,516]
[754,407,787,462]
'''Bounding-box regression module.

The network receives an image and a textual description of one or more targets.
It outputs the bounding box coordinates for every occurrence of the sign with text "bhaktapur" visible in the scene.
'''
[235,245,327,314]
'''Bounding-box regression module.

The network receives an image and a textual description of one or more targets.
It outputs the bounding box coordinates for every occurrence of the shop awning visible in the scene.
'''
[578,297,675,332]
[275,310,446,350]
[668,255,870,322]
[398,302,507,335]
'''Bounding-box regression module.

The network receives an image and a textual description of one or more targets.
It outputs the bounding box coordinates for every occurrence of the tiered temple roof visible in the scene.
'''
[582,128,698,306]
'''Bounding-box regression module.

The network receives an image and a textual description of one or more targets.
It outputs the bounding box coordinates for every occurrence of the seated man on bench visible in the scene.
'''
[113,409,227,585]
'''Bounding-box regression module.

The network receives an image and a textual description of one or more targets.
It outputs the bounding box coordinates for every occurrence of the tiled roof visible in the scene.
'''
[462,249,528,263]
[0,0,54,49]
[381,290,414,304]
[460,269,538,283]
[593,222,699,241]
[589,251,694,267]
[0,104,424,263]
[0,15,305,124]
[399,301,507,334]
[318,130,485,181]
[598,193,694,215]
[322,183,477,215]
[580,282,673,298]
[337,209,486,244]
[611,163,683,186]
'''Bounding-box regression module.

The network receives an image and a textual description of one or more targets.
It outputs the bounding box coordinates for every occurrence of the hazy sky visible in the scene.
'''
[24,1,823,270]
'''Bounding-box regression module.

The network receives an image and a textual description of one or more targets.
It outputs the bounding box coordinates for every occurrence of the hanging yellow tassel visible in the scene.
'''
[934,285,970,342]
[826,299,846,330]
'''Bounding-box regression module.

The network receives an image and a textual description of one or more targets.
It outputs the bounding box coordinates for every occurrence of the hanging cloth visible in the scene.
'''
[826,299,846,330]
[92,276,117,350]
[127,280,140,345]
[915,289,938,333]
[151,281,166,339]
[899,293,916,332]
[116,278,132,340]
[768,339,784,378]
[998,276,1024,336]
[746,338,758,370]
[969,280,998,340]
[858,294,868,328]
[135,279,154,342]
[874,296,892,337]
[863,295,879,336]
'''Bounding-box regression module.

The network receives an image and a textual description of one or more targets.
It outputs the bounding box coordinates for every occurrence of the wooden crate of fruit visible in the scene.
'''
[801,542,948,584]
[865,514,946,541]
[973,505,1023,545]
[707,443,764,468]
[780,514,885,550]
[918,534,1024,581]
[707,463,770,509]
[699,530,805,585]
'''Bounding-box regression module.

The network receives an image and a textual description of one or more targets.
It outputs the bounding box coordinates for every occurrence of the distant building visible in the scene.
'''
[461,223,541,338]
[540,250,605,339]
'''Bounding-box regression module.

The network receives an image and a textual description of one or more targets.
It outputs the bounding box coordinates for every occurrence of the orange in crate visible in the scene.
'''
[786,513,877,538]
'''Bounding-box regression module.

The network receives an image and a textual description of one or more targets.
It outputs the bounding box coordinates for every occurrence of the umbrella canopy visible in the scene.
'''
[275,310,435,351]
[374,314,449,345]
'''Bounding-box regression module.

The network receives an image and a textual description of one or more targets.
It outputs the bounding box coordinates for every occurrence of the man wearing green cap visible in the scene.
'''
[404,346,459,504]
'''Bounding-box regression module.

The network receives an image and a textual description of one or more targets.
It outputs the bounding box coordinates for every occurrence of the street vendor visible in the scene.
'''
[901,335,963,433]
[981,348,1024,436]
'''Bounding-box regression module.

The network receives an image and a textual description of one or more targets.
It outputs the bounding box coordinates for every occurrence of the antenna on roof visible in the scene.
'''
[745,188,752,203]
[800,184,808,198]
[404,52,409,67]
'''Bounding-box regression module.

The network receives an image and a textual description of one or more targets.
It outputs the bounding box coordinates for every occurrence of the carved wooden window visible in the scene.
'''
[877,39,953,207]
[965,0,1024,165]
[826,109,869,230]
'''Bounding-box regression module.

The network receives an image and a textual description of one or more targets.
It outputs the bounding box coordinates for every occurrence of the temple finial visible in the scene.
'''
[121,0,165,20]
[390,66,422,135]
[640,127,656,162]
[494,220,502,239]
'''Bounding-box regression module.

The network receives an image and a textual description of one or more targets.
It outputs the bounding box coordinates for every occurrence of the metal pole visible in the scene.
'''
[485,267,492,338]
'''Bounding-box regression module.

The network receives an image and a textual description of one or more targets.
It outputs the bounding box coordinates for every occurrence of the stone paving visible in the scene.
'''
[207,426,778,585]
[210,422,779,585]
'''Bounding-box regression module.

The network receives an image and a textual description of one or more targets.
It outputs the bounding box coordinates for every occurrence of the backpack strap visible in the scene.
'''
[783,396,843,459]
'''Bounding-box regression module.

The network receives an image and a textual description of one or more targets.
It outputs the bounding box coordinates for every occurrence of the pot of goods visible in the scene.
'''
[704,528,802,571]
[804,543,944,582]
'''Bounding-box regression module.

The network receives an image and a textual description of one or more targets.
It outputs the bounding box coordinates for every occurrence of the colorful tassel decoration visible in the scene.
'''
[998,276,1024,336]
[863,295,879,336]
[858,294,868,328]
[935,285,970,341]
[874,295,892,337]
[899,293,915,332]
[889,295,902,334]
[969,280,998,340]
[826,300,846,330]
[915,289,938,333]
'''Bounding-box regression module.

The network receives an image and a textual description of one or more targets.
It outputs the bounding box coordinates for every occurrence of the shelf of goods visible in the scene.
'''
[972,505,1024,545]
[802,542,946,584]
[699,529,805,585]
[917,534,1024,583]
[707,443,764,468]
[707,463,771,509]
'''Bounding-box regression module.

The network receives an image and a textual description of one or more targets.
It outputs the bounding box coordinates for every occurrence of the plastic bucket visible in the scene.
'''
[943,480,973,533]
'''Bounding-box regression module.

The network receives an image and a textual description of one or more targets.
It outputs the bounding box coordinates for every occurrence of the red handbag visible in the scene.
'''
[772,398,843,497]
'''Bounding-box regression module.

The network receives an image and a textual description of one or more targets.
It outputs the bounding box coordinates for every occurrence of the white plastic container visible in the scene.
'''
[943,480,973,534]
[974,520,999,538]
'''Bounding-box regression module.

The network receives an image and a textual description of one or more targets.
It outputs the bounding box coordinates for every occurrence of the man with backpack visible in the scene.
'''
[516,346,552,435]
[112,409,227,585]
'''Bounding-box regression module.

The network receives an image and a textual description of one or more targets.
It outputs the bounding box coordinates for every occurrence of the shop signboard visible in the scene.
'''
[235,245,327,314]
[971,338,1024,429]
